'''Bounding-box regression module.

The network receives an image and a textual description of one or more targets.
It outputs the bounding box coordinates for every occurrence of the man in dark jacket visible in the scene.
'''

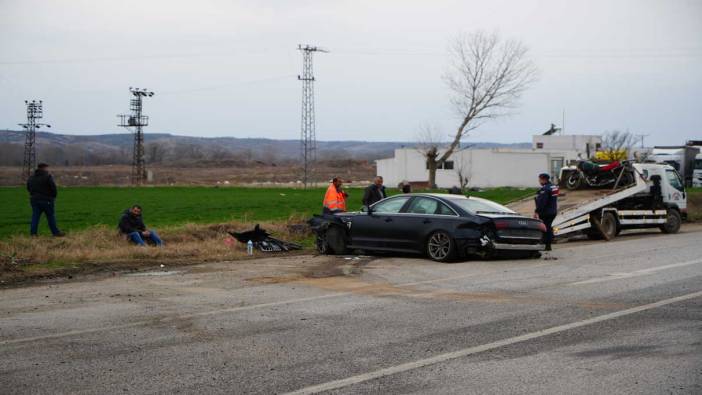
[362,176,386,207]
[118,205,163,246]
[534,173,559,251]
[26,163,64,237]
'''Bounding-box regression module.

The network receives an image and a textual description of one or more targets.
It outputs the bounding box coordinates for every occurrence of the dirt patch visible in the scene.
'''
[303,257,367,278]
[244,256,370,285]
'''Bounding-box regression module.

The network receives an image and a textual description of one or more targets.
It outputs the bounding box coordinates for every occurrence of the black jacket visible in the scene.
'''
[362,184,386,207]
[26,169,57,201]
[535,182,558,217]
[118,210,146,234]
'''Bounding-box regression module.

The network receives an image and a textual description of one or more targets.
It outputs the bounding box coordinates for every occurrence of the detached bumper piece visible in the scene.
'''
[229,224,302,252]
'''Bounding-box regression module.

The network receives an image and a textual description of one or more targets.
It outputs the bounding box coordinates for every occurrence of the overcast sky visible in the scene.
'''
[1,0,700,145]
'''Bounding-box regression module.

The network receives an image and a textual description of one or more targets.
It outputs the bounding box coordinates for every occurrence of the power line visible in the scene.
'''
[118,88,155,186]
[159,74,295,95]
[297,44,328,188]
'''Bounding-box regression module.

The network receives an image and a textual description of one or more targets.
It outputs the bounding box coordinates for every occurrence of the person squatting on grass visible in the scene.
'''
[118,205,163,247]
[26,163,65,237]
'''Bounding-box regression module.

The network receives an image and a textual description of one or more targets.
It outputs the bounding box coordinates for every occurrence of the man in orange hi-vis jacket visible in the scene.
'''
[323,177,348,214]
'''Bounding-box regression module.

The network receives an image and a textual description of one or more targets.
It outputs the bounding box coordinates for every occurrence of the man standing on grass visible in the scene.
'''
[118,205,163,246]
[362,176,386,207]
[323,177,348,214]
[534,173,559,251]
[26,163,64,237]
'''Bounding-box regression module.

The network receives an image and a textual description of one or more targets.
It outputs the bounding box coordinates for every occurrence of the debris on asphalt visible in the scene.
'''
[229,224,302,252]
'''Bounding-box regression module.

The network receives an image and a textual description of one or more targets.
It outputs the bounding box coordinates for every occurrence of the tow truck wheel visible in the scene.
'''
[659,209,681,234]
[599,212,618,240]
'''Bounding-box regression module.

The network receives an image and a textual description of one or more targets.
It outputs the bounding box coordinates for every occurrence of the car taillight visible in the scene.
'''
[538,222,547,232]
[494,220,510,230]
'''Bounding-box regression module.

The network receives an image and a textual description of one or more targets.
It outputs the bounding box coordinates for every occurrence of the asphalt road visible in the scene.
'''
[1,226,701,394]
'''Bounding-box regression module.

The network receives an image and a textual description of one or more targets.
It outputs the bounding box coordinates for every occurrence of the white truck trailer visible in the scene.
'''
[694,153,702,188]
[508,163,687,240]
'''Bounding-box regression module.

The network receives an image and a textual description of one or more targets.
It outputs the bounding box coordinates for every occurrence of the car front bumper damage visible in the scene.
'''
[490,242,545,251]
[456,235,544,257]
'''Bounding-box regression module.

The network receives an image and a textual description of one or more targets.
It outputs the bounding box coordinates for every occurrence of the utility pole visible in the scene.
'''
[297,44,328,188]
[19,100,51,181]
[635,133,650,149]
[118,87,154,185]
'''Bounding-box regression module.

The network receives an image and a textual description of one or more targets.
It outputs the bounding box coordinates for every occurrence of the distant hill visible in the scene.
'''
[0,130,531,166]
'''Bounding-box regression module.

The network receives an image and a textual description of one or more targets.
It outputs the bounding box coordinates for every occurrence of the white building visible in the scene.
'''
[532,134,602,154]
[376,134,602,188]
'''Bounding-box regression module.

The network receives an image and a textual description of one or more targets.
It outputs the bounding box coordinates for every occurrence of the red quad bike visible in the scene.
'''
[565,160,635,190]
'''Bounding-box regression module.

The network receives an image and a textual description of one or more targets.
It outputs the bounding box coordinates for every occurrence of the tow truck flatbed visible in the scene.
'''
[507,163,682,239]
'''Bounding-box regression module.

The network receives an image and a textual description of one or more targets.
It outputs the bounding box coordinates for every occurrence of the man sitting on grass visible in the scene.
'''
[118,205,163,247]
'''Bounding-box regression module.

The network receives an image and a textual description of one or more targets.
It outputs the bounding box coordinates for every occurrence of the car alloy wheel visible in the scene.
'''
[427,231,454,262]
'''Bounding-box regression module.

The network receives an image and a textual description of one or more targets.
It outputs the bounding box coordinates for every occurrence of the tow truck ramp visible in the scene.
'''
[507,167,668,237]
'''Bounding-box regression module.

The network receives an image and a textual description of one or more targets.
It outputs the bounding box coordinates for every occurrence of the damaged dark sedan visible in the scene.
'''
[309,193,546,262]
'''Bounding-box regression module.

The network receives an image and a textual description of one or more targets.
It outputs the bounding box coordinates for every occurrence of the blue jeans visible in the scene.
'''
[128,230,163,246]
[30,199,61,236]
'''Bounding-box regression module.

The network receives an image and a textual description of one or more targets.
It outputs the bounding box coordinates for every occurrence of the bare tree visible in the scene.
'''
[422,31,537,188]
[599,130,636,161]
[416,123,446,188]
[454,146,474,191]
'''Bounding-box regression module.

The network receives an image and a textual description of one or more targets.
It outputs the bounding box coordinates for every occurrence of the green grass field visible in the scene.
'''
[0,186,534,239]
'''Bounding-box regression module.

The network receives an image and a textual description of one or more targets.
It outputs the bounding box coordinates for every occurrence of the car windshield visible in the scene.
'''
[450,198,516,215]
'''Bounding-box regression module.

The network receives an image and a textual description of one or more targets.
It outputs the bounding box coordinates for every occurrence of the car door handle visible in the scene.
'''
[422,219,432,224]
[384,218,393,223]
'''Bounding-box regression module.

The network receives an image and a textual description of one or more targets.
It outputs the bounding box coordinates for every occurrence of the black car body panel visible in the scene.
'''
[309,193,545,260]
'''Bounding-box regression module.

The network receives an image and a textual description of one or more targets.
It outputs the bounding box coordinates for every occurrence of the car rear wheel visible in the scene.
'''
[659,209,681,234]
[426,231,455,262]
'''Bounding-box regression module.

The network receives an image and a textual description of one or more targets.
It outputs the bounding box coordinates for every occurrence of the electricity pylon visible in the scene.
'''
[118,87,154,185]
[297,44,328,188]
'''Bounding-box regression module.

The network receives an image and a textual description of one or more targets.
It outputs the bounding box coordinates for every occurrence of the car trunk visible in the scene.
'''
[479,214,545,245]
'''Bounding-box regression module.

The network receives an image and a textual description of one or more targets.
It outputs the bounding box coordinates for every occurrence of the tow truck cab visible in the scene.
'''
[637,163,687,219]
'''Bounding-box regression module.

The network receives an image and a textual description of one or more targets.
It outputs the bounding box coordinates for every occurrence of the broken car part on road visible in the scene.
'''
[229,224,302,252]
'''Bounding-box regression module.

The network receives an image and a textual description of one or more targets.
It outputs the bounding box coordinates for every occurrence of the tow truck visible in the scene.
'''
[508,162,686,240]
